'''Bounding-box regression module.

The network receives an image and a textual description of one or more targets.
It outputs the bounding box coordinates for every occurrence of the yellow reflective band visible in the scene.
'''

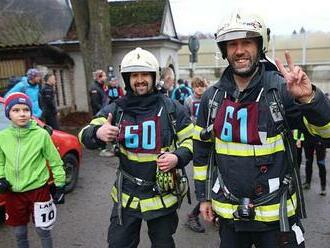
[90,117,107,126]
[215,135,284,157]
[180,139,193,153]
[193,165,208,180]
[119,145,158,162]
[177,123,194,142]
[111,186,178,212]
[140,193,178,212]
[303,117,330,138]
[78,125,90,146]
[212,193,297,222]
[193,125,212,142]
[111,186,139,209]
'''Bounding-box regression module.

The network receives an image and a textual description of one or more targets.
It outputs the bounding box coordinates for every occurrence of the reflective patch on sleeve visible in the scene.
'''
[193,165,208,181]
[303,117,330,138]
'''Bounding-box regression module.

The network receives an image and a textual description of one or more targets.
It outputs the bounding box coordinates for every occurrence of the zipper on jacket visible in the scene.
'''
[15,128,21,191]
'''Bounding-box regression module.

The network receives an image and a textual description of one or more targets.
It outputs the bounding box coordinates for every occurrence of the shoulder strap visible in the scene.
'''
[265,83,307,222]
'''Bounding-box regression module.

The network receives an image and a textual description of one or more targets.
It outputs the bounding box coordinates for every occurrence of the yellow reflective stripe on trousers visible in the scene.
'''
[193,165,208,180]
[177,123,194,142]
[215,135,285,157]
[303,117,330,138]
[140,194,177,212]
[111,186,178,212]
[212,193,297,222]
[180,139,193,153]
[193,125,212,142]
[111,186,139,209]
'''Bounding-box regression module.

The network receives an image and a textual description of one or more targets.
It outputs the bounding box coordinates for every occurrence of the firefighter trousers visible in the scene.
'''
[108,205,178,248]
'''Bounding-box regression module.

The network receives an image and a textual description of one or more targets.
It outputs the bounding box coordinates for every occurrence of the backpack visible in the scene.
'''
[1,76,22,97]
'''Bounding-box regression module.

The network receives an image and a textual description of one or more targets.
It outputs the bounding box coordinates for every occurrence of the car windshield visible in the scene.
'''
[0,104,11,131]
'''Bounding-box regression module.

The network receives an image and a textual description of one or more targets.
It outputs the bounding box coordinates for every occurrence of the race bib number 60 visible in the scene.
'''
[34,198,57,229]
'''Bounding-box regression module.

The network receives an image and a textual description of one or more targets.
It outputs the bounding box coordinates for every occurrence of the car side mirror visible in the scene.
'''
[43,124,53,135]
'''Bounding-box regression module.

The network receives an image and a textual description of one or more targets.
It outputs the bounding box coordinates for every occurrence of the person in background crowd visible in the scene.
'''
[194,10,330,247]
[160,67,175,97]
[89,69,108,116]
[184,76,208,233]
[106,76,124,104]
[302,133,327,195]
[5,68,43,118]
[171,78,192,105]
[40,73,60,130]
[99,76,125,157]
[293,129,305,169]
[0,93,65,248]
[79,47,193,247]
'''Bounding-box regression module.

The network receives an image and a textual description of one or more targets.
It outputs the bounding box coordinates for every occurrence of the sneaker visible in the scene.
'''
[185,215,205,233]
[303,183,310,190]
[320,187,327,196]
[99,149,114,157]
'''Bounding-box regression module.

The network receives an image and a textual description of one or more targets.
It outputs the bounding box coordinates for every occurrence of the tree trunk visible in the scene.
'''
[70,0,112,100]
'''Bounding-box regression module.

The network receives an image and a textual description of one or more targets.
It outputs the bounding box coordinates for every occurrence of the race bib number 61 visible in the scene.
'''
[34,198,57,229]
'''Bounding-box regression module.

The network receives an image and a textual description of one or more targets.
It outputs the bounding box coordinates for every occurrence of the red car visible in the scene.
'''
[0,97,82,221]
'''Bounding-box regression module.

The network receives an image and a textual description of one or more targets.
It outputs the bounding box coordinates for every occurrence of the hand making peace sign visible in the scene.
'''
[275,51,314,103]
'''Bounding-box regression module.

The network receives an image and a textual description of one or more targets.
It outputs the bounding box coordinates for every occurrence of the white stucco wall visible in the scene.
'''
[67,40,182,111]
[68,52,88,112]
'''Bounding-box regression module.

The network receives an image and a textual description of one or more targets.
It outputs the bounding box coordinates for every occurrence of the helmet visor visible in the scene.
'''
[121,65,157,73]
[217,31,261,43]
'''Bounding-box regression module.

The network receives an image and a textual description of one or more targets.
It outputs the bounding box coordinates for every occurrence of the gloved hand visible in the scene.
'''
[0,178,10,194]
[53,186,65,204]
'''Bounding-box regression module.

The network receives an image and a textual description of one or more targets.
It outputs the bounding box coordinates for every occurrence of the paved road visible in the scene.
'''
[1,148,330,247]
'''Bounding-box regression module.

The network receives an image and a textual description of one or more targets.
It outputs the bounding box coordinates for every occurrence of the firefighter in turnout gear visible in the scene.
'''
[79,47,193,248]
[193,11,330,247]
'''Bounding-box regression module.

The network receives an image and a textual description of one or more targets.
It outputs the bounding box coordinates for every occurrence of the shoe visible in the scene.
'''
[303,183,310,190]
[320,187,327,196]
[99,149,114,157]
[185,215,205,233]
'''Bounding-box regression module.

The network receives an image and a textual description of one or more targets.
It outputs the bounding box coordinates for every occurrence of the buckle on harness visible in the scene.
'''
[134,177,144,186]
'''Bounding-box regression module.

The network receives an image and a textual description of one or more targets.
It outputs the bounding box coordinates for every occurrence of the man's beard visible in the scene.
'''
[229,54,260,78]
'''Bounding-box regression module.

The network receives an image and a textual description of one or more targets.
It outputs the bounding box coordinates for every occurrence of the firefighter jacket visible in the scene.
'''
[80,92,193,220]
[193,64,330,231]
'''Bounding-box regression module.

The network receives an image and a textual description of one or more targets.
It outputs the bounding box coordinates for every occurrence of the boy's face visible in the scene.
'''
[193,85,206,97]
[9,104,31,127]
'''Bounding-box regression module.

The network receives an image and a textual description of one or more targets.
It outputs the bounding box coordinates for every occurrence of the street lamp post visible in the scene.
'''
[188,35,200,78]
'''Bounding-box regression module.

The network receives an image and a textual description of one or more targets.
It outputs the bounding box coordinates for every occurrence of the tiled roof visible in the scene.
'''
[0,0,169,47]
[109,0,166,38]
[0,13,46,47]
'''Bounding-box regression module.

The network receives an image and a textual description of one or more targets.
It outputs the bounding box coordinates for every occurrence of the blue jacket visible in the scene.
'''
[5,77,42,118]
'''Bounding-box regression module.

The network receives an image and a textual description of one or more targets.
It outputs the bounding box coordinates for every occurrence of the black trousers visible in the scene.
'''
[303,140,327,188]
[219,222,305,248]
[108,207,178,248]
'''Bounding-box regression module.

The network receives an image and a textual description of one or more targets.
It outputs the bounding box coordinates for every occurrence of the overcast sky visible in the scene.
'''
[169,0,330,36]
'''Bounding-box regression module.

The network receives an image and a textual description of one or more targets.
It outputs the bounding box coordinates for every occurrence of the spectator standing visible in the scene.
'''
[184,76,208,233]
[160,67,175,97]
[40,73,60,129]
[171,78,192,105]
[106,76,124,104]
[5,68,43,118]
[302,133,327,195]
[89,69,108,115]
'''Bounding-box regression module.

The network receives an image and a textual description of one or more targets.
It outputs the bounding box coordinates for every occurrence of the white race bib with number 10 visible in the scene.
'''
[34,198,57,229]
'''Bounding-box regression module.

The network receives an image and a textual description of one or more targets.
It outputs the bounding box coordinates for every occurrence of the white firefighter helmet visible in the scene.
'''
[215,10,270,58]
[120,47,159,91]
